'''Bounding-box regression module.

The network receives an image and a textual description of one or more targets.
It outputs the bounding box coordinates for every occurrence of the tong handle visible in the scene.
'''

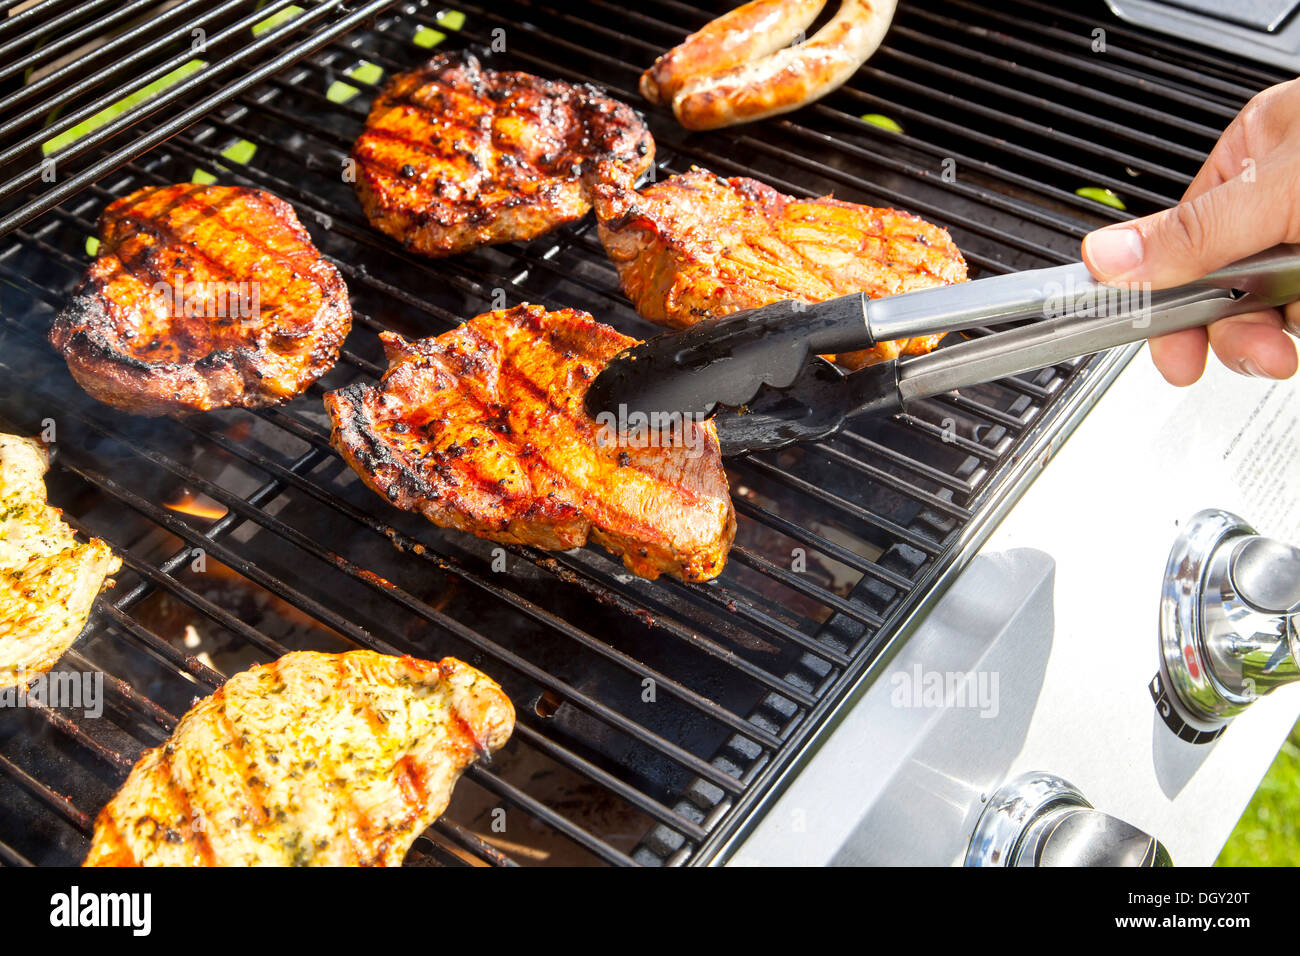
[890,243,1300,405]
[864,242,1300,344]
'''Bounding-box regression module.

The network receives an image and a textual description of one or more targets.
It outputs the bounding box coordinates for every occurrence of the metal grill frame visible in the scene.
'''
[0,0,1286,866]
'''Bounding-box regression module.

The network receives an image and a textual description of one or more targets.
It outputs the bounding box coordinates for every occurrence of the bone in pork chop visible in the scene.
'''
[49,184,351,416]
[595,167,968,368]
[352,51,654,257]
[323,304,736,582]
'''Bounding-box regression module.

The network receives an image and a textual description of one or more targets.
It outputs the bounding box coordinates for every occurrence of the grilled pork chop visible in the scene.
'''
[595,167,968,367]
[84,650,514,867]
[49,184,352,416]
[323,305,735,582]
[0,434,119,689]
[351,51,654,257]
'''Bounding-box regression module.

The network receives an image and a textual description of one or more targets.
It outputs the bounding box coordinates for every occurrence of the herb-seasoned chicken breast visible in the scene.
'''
[0,434,118,689]
[595,167,968,367]
[351,51,654,257]
[84,650,514,867]
[323,305,735,582]
[49,184,352,416]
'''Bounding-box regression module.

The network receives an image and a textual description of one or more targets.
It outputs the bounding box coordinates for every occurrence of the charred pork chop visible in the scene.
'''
[323,305,735,582]
[351,51,654,257]
[0,434,119,689]
[595,167,968,367]
[84,650,514,867]
[49,184,351,416]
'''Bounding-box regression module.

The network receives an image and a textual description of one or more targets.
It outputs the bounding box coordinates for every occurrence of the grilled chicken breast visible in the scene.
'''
[84,650,514,867]
[351,51,654,257]
[323,305,735,582]
[0,434,119,689]
[49,184,352,416]
[595,167,968,367]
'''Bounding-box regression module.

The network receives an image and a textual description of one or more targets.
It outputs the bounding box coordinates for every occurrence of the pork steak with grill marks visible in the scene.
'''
[49,184,351,416]
[595,167,968,368]
[350,51,654,257]
[323,304,735,582]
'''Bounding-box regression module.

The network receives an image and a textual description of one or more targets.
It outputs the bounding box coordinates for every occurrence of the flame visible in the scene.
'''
[164,490,227,521]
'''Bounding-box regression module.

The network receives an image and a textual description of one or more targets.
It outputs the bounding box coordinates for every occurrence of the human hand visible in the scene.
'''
[1081,78,1300,386]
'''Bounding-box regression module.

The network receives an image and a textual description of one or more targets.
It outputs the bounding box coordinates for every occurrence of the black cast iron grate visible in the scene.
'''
[0,0,1285,865]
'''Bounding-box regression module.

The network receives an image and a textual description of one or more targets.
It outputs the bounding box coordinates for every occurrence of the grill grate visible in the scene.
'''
[0,0,1285,866]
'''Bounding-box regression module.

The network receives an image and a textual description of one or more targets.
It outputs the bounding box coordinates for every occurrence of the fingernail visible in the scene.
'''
[1085,227,1144,278]
[1237,356,1271,378]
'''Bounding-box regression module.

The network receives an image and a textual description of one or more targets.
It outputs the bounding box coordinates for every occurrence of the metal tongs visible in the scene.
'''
[585,244,1300,456]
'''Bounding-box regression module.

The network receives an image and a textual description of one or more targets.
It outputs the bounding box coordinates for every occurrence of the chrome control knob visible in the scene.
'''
[1156,509,1300,739]
[966,773,1172,867]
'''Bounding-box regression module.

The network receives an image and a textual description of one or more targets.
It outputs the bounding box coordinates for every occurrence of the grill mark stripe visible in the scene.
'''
[461,318,715,508]
[111,188,331,305]
[330,656,380,864]
[152,745,215,865]
[88,811,137,866]
[355,135,573,215]
[382,342,670,542]
[343,316,723,553]
[216,691,271,829]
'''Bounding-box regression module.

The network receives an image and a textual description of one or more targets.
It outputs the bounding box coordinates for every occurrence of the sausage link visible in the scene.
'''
[670,0,897,131]
[641,0,826,105]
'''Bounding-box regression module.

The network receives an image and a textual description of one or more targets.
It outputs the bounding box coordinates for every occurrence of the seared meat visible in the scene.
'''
[595,167,967,367]
[0,434,119,689]
[49,184,352,417]
[641,0,826,108]
[84,650,514,867]
[642,0,897,131]
[351,51,654,257]
[323,305,735,582]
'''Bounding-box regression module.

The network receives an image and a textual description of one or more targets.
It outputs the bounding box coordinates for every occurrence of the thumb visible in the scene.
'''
[1082,162,1298,289]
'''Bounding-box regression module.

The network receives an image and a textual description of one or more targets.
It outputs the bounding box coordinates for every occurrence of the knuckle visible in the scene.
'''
[1160,199,1211,259]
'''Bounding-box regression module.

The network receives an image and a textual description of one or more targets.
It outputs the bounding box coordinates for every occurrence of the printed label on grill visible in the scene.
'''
[1219,382,1300,543]
[1155,375,1300,544]
[1149,671,1225,745]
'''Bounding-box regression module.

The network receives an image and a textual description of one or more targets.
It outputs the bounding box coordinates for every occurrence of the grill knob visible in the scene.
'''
[965,773,1172,867]
[1156,509,1300,738]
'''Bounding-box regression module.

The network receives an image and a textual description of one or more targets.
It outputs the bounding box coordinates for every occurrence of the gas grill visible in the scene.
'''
[0,0,1294,867]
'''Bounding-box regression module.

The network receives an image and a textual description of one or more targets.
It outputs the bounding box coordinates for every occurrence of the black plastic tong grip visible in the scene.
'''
[584,293,871,419]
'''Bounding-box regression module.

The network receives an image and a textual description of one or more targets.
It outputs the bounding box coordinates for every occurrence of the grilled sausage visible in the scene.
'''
[640,0,826,106]
[84,651,514,867]
[658,0,898,131]
[323,305,736,582]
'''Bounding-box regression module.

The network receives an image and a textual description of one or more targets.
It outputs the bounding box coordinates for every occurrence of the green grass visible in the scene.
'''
[1215,719,1300,865]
